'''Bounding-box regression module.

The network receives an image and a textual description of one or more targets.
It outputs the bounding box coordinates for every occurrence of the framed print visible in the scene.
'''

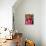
[25,14,34,25]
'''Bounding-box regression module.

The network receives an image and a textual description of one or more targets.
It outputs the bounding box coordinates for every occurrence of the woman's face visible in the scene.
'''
[26,15,30,19]
[29,15,32,19]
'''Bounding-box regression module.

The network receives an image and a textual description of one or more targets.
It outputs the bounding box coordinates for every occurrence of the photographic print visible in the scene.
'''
[25,14,34,25]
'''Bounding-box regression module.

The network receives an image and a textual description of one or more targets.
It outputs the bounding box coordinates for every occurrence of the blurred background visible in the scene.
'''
[0,0,46,46]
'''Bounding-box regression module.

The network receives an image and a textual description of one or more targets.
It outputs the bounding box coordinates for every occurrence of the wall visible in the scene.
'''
[13,0,41,46]
[41,0,46,46]
[0,0,16,30]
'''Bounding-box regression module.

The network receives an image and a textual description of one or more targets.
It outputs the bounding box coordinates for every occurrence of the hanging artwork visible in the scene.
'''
[25,14,34,25]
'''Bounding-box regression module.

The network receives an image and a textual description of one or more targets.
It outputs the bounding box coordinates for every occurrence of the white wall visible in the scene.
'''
[0,0,16,30]
[41,0,46,46]
[13,0,41,46]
